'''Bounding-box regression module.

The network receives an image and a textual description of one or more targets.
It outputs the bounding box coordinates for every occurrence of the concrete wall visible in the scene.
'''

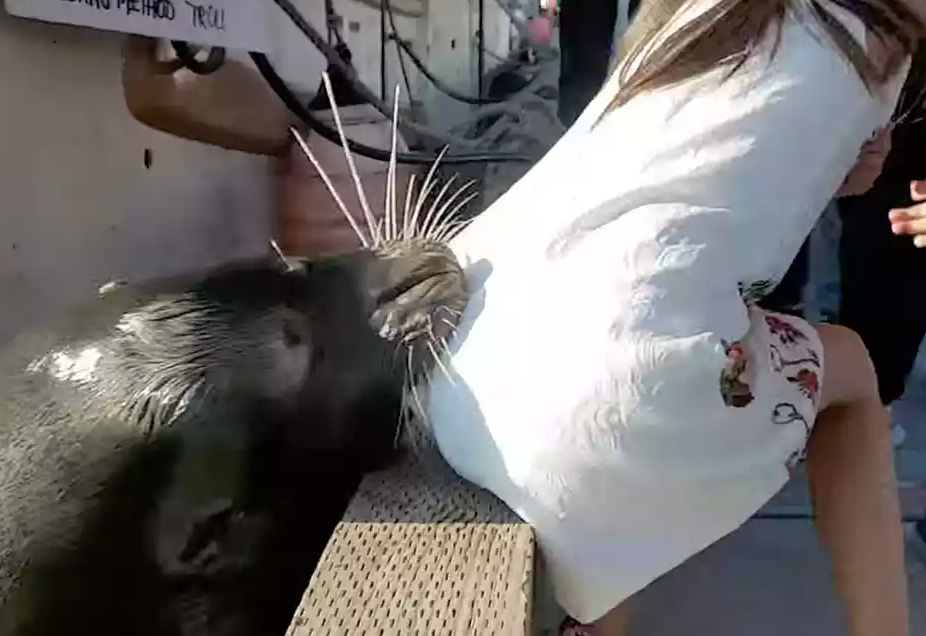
[0,10,274,343]
[0,0,501,344]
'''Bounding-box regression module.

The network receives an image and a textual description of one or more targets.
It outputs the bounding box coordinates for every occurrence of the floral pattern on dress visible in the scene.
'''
[738,279,776,305]
[764,314,809,347]
[788,368,820,407]
[772,400,812,476]
[785,446,809,478]
[769,343,821,374]
[763,310,821,477]
[719,339,754,408]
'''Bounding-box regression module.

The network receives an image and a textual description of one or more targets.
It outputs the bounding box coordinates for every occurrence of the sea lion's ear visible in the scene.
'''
[269,239,304,273]
[153,427,259,577]
[281,259,306,274]
[98,280,128,295]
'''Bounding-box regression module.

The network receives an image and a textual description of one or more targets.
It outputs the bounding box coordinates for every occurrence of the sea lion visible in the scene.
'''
[0,80,473,636]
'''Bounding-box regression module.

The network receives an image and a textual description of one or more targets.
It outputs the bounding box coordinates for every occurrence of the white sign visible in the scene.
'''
[5,0,274,52]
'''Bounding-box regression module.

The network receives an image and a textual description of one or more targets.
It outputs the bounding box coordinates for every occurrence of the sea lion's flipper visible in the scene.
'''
[152,424,261,577]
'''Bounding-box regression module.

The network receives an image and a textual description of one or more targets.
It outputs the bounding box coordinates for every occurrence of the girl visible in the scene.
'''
[425,1,925,635]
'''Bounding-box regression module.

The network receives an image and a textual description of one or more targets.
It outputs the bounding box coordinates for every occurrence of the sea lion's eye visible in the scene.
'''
[283,322,303,348]
[280,310,309,349]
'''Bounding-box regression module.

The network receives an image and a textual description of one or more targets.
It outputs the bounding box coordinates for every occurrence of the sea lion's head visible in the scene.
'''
[277,232,470,467]
[0,84,475,635]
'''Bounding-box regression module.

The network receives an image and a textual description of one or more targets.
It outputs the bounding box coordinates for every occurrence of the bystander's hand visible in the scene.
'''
[527,14,554,46]
[836,126,893,197]
[889,180,926,247]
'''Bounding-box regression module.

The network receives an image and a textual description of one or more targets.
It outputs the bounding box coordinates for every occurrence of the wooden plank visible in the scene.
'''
[288,452,535,635]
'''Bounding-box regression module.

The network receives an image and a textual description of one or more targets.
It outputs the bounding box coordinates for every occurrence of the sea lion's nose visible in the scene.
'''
[362,243,469,360]
[364,243,462,307]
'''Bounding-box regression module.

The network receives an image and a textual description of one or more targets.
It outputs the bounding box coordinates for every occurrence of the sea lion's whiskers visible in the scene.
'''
[399,367,425,452]
[434,216,475,243]
[269,239,299,272]
[290,127,370,248]
[387,332,408,366]
[406,178,441,242]
[401,173,418,241]
[391,395,404,449]
[430,180,479,236]
[320,73,379,245]
[433,198,478,243]
[430,335,457,380]
[405,351,427,427]
[417,174,460,241]
[385,84,401,244]
[426,340,455,386]
[425,185,479,242]
[406,146,450,240]
[422,193,477,241]
[372,218,386,248]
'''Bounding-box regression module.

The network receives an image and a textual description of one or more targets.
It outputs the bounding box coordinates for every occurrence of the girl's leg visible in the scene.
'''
[591,600,632,635]
[560,599,632,636]
[565,322,907,636]
[810,324,908,636]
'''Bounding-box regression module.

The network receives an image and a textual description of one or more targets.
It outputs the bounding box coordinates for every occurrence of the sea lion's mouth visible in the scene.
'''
[367,240,469,377]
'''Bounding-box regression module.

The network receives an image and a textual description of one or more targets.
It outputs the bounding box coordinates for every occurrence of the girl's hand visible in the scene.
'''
[836,127,893,198]
[889,181,926,247]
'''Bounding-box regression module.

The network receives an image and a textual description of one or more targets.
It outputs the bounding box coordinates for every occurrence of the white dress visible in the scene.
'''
[425,1,909,624]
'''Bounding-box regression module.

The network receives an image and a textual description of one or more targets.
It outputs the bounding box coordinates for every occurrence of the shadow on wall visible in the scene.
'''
[0,11,275,345]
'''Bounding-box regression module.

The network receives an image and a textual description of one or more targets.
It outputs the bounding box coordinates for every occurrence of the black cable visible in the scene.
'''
[393,29,415,102]
[383,0,502,106]
[170,41,226,75]
[325,0,332,43]
[250,51,529,165]
[477,0,485,98]
[270,0,508,126]
[268,0,528,160]
[387,35,502,106]
[379,0,387,101]
[268,0,406,123]
[261,0,531,164]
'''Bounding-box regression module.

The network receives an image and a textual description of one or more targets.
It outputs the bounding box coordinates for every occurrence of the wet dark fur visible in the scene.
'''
[0,245,467,636]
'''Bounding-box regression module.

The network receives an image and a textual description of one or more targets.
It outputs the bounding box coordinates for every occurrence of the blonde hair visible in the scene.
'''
[602,0,926,114]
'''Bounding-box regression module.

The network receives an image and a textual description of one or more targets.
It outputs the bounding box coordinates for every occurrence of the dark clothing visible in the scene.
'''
[839,145,926,407]
[837,112,926,540]
[839,62,926,539]
[760,241,810,316]
[767,63,926,534]
[557,0,641,126]
[767,64,926,407]
[837,42,926,405]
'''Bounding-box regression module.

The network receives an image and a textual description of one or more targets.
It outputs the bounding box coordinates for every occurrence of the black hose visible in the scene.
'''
[383,0,502,106]
[170,41,226,75]
[477,0,485,98]
[250,52,530,165]
[388,35,502,105]
[268,0,405,124]
[379,0,388,101]
[265,0,532,163]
